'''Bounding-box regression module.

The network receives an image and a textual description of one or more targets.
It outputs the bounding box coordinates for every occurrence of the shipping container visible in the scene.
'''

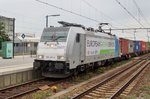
[134,41,141,52]
[146,42,150,50]
[119,38,129,55]
[141,41,146,51]
[128,40,134,53]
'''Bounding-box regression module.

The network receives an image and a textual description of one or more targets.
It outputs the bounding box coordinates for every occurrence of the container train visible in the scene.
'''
[33,21,150,78]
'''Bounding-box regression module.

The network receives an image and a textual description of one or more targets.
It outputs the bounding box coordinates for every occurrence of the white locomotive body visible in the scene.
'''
[33,22,117,78]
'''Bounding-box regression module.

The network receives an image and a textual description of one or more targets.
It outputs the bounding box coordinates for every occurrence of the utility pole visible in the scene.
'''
[12,18,15,58]
[147,29,149,42]
[134,29,136,41]
[147,29,150,50]
[104,28,150,31]
[46,14,60,27]
[46,15,48,28]
[109,28,111,33]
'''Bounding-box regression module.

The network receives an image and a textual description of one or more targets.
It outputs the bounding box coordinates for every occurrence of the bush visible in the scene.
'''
[0,50,2,56]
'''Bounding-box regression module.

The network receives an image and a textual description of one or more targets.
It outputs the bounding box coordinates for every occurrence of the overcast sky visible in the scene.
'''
[0,0,150,41]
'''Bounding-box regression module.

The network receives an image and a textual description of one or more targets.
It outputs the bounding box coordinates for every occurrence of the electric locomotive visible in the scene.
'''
[33,21,119,78]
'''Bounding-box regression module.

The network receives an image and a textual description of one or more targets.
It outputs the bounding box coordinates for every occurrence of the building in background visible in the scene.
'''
[0,15,39,56]
[14,33,39,55]
[0,15,13,37]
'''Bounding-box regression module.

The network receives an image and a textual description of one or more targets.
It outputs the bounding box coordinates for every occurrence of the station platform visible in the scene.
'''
[0,55,35,59]
[0,55,42,89]
[0,63,33,75]
[0,55,35,67]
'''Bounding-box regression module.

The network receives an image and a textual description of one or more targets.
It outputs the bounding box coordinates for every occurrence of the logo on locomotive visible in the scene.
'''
[86,36,115,57]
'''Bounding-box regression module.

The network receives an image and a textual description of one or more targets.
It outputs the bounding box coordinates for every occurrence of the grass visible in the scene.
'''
[31,90,52,99]
[0,50,1,56]
[138,86,150,99]
[142,94,150,99]
[125,95,137,99]
[125,60,150,99]
[141,86,150,91]
[126,93,150,99]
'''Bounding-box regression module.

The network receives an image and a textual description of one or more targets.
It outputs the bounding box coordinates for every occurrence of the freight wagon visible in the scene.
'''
[134,41,141,55]
[119,38,129,58]
[141,41,147,54]
[146,42,150,52]
[128,39,134,56]
[119,38,135,59]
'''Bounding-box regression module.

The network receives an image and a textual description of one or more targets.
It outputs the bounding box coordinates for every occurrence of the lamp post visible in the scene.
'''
[12,18,15,58]
[46,14,60,27]
[134,29,136,41]
[147,29,150,50]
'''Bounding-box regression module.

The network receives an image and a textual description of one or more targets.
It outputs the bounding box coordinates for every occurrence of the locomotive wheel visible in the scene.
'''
[73,68,79,76]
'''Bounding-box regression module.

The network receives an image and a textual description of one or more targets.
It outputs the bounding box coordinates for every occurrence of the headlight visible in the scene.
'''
[38,55,44,59]
[57,56,64,60]
[50,44,54,48]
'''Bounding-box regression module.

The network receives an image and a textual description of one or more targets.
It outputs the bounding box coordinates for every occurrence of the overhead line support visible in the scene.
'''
[104,28,150,31]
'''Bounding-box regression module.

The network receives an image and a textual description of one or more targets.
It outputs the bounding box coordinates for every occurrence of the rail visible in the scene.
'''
[72,59,150,99]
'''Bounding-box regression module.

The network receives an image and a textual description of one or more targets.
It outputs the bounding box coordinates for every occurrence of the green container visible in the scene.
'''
[146,42,150,50]
[2,42,13,59]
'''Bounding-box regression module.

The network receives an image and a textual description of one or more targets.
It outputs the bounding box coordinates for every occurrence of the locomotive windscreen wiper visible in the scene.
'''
[55,36,64,40]
[53,36,65,44]
[53,36,64,41]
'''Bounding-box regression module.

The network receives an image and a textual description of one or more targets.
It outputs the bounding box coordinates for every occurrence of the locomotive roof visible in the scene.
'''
[44,26,70,32]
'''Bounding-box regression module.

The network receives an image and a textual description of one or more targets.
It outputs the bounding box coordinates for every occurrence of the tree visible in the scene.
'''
[0,22,10,49]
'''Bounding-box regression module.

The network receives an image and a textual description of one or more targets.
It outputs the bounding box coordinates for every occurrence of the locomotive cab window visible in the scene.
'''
[76,33,80,43]
[40,27,69,42]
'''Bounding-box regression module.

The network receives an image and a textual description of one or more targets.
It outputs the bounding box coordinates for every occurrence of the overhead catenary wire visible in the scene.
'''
[0,8,44,35]
[115,0,145,28]
[35,0,101,23]
[81,0,132,28]
[0,8,41,24]
[108,28,149,41]
[105,27,150,31]
[132,0,141,22]
[132,0,150,26]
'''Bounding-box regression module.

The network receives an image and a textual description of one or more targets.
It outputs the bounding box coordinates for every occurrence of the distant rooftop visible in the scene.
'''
[0,15,13,20]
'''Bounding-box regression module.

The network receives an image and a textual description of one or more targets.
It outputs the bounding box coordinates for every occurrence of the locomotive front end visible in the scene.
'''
[33,27,70,78]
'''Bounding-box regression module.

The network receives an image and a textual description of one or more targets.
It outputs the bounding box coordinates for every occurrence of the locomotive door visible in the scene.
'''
[80,34,85,62]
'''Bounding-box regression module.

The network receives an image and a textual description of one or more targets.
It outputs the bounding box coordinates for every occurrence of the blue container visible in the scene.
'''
[115,36,120,57]
[2,42,13,59]
[134,41,141,52]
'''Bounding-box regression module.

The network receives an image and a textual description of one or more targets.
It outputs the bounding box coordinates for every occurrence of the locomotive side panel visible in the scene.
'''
[84,35,116,63]
[66,27,85,69]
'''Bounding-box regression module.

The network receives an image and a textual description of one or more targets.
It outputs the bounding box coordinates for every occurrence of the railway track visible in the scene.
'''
[0,54,150,99]
[0,78,63,99]
[71,60,150,98]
